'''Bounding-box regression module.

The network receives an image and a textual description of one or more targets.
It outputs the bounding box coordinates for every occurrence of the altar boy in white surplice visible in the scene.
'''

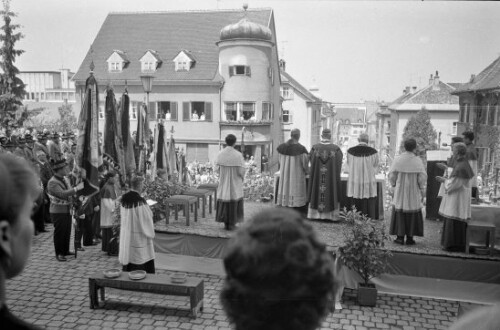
[119,175,155,273]
[346,133,379,219]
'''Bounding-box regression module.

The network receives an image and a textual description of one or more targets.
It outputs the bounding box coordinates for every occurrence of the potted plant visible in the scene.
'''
[338,207,392,307]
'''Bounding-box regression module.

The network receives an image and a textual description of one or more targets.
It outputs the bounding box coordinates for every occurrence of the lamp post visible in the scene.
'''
[140,75,154,161]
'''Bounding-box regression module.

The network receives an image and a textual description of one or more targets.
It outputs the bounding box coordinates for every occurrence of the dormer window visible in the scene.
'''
[106,50,129,73]
[173,50,195,72]
[140,50,162,73]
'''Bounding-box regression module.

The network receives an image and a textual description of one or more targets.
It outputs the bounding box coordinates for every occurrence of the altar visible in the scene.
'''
[274,172,385,219]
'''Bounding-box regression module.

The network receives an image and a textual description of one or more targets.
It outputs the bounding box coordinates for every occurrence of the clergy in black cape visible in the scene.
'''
[307,129,343,221]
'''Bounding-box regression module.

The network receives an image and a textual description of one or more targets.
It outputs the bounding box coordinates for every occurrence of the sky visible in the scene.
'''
[12,0,500,103]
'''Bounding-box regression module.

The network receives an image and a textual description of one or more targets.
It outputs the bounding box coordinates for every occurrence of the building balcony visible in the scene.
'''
[219,120,272,127]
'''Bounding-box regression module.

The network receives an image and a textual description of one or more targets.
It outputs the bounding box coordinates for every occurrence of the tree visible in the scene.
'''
[58,100,77,132]
[401,108,438,155]
[0,0,25,130]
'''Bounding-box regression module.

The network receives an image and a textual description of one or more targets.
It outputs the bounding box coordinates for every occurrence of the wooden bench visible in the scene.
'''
[89,272,204,318]
[164,195,198,226]
[182,188,213,218]
[466,220,496,255]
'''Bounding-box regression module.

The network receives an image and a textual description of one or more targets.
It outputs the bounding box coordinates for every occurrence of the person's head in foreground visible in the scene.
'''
[225,134,236,147]
[0,154,40,320]
[220,208,337,330]
[404,138,417,153]
[130,175,145,192]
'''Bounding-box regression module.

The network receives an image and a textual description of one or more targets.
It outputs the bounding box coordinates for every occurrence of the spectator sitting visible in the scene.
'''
[220,208,337,330]
[200,112,206,121]
[191,113,199,121]
[0,154,43,329]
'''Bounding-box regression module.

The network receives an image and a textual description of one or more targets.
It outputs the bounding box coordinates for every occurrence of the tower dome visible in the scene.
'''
[220,18,272,41]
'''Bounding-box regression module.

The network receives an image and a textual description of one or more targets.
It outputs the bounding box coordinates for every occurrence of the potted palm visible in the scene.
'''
[338,207,392,307]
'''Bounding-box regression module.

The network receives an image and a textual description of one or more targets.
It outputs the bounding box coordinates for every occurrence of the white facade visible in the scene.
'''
[19,69,76,103]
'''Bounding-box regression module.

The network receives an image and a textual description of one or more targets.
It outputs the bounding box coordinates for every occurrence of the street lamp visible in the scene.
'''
[140,75,154,153]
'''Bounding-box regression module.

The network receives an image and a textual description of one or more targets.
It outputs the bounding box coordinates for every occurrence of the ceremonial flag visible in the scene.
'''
[76,73,101,196]
[150,122,169,179]
[119,92,136,176]
[136,103,147,173]
[103,87,122,175]
[167,133,178,178]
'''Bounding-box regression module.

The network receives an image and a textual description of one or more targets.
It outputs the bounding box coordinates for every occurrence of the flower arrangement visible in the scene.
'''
[143,178,188,212]
[243,170,274,202]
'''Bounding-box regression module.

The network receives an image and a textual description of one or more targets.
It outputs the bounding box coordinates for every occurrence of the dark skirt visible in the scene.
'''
[101,227,113,252]
[346,197,379,220]
[441,217,467,250]
[122,259,155,274]
[390,208,424,237]
[215,199,244,228]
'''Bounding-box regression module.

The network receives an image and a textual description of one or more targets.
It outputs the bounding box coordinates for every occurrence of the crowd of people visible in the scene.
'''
[275,128,480,252]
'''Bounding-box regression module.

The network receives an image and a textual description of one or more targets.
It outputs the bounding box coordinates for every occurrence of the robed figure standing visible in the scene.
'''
[119,176,155,273]
[389,138,427,245]
[307,129,343,221]
[276,129,309,214]
[215,134,245,230]
[346,133,379,219]
[437,143,474,252]
[462,131,478,200]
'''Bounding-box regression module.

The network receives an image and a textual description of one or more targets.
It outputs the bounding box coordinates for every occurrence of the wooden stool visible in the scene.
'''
[164,195,198,226]
[465,220,496,255]
[197,183,218,205]
[182,188,211,218]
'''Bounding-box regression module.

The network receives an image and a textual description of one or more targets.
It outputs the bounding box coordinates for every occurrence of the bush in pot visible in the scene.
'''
[338,207,392,306]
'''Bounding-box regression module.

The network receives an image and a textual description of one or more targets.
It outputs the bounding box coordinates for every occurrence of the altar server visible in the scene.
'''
[436,143,474,252]
[119,175,155,273]
[215,134,245,230]
[100,172,117,253]
[389,138,427,245]
[276,128,309,214]
[345,133,379,219]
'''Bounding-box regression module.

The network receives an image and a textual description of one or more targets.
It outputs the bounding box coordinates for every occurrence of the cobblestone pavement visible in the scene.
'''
[6,222,461,330]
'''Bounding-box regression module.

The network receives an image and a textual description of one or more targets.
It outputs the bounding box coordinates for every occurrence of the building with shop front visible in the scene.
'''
[72,8,283,170]
[388,72,461,157]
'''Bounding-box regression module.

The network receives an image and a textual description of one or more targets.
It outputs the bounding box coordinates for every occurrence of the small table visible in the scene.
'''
[89,272,204,318]
[164,195,198,226]
[197,183,218,204]
[466,220,496,255]
[182,188,212,218]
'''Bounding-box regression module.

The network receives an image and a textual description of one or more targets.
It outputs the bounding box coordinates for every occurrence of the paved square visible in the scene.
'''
[6,226,459,329]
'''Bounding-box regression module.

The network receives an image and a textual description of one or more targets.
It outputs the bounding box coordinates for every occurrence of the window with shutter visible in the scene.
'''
[205,102,212,121]
[245,66,251,76]
[170,102,178,121]
[183,102,190,121]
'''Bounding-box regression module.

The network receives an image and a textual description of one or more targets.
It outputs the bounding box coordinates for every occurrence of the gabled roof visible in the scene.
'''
[389,81,459,111]
[453,55,500,94]
[173,50,196,62]
[140,50,162,63]
[280,71,321,102]
[108,50,130,63]
[73,9,274,84]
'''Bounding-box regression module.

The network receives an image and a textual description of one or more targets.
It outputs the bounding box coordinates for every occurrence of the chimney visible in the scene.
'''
[404,86,411,94]
[429,73,434,85]
[470,74,476,83]
[279,59,286,72]
[432,70,440,90]
[412,86,417,93]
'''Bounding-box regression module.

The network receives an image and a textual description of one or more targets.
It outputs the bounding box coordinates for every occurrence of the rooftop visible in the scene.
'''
[453,55,500,94]
[73,9,274,84]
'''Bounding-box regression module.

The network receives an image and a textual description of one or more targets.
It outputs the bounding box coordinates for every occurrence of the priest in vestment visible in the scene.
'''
[346,133,379,219]
[276,128,309,215]
[462,131,478,200]
[215,134,245,230]
[119,176,155,273]
[307,129,343,221]
[437,143,474,252]
[389,138,427,245]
